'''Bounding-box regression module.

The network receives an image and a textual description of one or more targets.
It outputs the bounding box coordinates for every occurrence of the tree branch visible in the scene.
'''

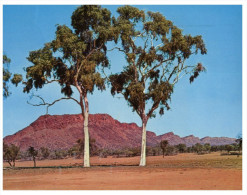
[147,101,160,120]
[75,44,104,80]
[107,47,126,53]
[45,79,60,84]
[27,95,80,115]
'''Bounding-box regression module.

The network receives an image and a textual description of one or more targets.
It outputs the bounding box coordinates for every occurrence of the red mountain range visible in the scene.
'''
[3,114,236,151]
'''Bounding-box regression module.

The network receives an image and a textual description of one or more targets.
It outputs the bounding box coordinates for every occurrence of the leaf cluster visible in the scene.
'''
[109,6,207,119]
[24,5,114,97]
[27,146,38,157]
[3,55,23,97]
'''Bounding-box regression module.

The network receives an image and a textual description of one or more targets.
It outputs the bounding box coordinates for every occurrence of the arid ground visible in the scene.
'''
[3,152,242,190]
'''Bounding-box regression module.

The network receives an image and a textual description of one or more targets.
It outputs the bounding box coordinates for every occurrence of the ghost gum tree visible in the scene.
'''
[109,6,207,166]
[23,5,115,167]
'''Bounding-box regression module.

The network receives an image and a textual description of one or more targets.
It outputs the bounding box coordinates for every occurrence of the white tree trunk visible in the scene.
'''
[139,120,147,166]
[83,96,90,167]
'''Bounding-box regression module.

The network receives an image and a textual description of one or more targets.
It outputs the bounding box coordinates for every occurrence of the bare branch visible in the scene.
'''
[154,43,163,49]
[107,47,126,53]
[45,79,60,84]
[27,95,80,115]
[132,31,146,42]
[148,59,169,73]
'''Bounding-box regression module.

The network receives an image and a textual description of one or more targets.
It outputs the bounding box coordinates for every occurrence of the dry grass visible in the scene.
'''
[3,152,242,190]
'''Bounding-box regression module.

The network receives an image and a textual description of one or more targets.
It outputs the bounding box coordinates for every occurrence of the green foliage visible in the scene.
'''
[68,138,99,158]
[24,5,114,97]
[3,143,20,167]
[175,144,187,153]
[203,143,211,153]
[53,150,68,159]
[210,145,218,152]
[3,67,11,97]
[193,143,204,154]
[150,146,161,156]
[160,140,169,157]
[109,5,206,121]
[68,145,80,158]
[40,147,50,159]
[98,148,110,158]
[27,146,38,157]
[23,6,115,167]
[3,55,22,97]
[27,146,38,167]
[225,145,234,154]
[165,145,178,156]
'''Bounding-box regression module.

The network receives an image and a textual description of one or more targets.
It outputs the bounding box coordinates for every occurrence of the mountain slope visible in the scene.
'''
[3,114,236,151]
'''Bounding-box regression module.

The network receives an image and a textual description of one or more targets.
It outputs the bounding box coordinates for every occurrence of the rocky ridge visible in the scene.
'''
[3,114,236,151]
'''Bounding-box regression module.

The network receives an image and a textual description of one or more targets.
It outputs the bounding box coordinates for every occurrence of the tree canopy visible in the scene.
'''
[24,5,116,103]
[110,6,206,120]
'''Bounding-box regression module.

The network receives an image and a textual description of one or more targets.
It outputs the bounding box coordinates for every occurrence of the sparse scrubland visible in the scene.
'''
[3,152,242,190]
[3,137,242,190]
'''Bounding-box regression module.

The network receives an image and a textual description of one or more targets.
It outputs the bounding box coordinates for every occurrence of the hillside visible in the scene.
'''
[3,114,236,151]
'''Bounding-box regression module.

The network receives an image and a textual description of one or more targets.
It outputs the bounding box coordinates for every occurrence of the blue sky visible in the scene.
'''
[3,5,242,139]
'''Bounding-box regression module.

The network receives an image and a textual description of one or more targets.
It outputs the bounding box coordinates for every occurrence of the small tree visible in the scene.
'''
[68,145,80,158]
[204,143,211,153]
[23,5,115,167]
[165,145,178,156]
[210,145,218,152]
[40,147,50,159]
[176,144,187,153]
[3,143,20,167]
[193,143,203,154]
[109,6,206,166]
[151,146,160,156]
[225,145,234,154]
[27,146,38,167]
[75,138,99,157]
[160,140,169,158]
[218,145,225,152]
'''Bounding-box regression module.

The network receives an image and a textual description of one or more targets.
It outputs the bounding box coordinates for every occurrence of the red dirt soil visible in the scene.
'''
[3,167,241,190]
[3,153,242,190]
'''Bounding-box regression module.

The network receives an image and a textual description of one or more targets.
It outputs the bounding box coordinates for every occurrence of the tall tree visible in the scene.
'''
[3,55,22,97]
[109,6,207,166]
[23,5,115,167]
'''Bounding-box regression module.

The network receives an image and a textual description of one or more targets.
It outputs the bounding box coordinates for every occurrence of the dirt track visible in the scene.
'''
[3,153,242,190]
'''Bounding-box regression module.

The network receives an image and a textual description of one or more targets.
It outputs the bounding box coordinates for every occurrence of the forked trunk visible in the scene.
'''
[7,161,12,167]
[83,96,90,167]
[139,120,147,166]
